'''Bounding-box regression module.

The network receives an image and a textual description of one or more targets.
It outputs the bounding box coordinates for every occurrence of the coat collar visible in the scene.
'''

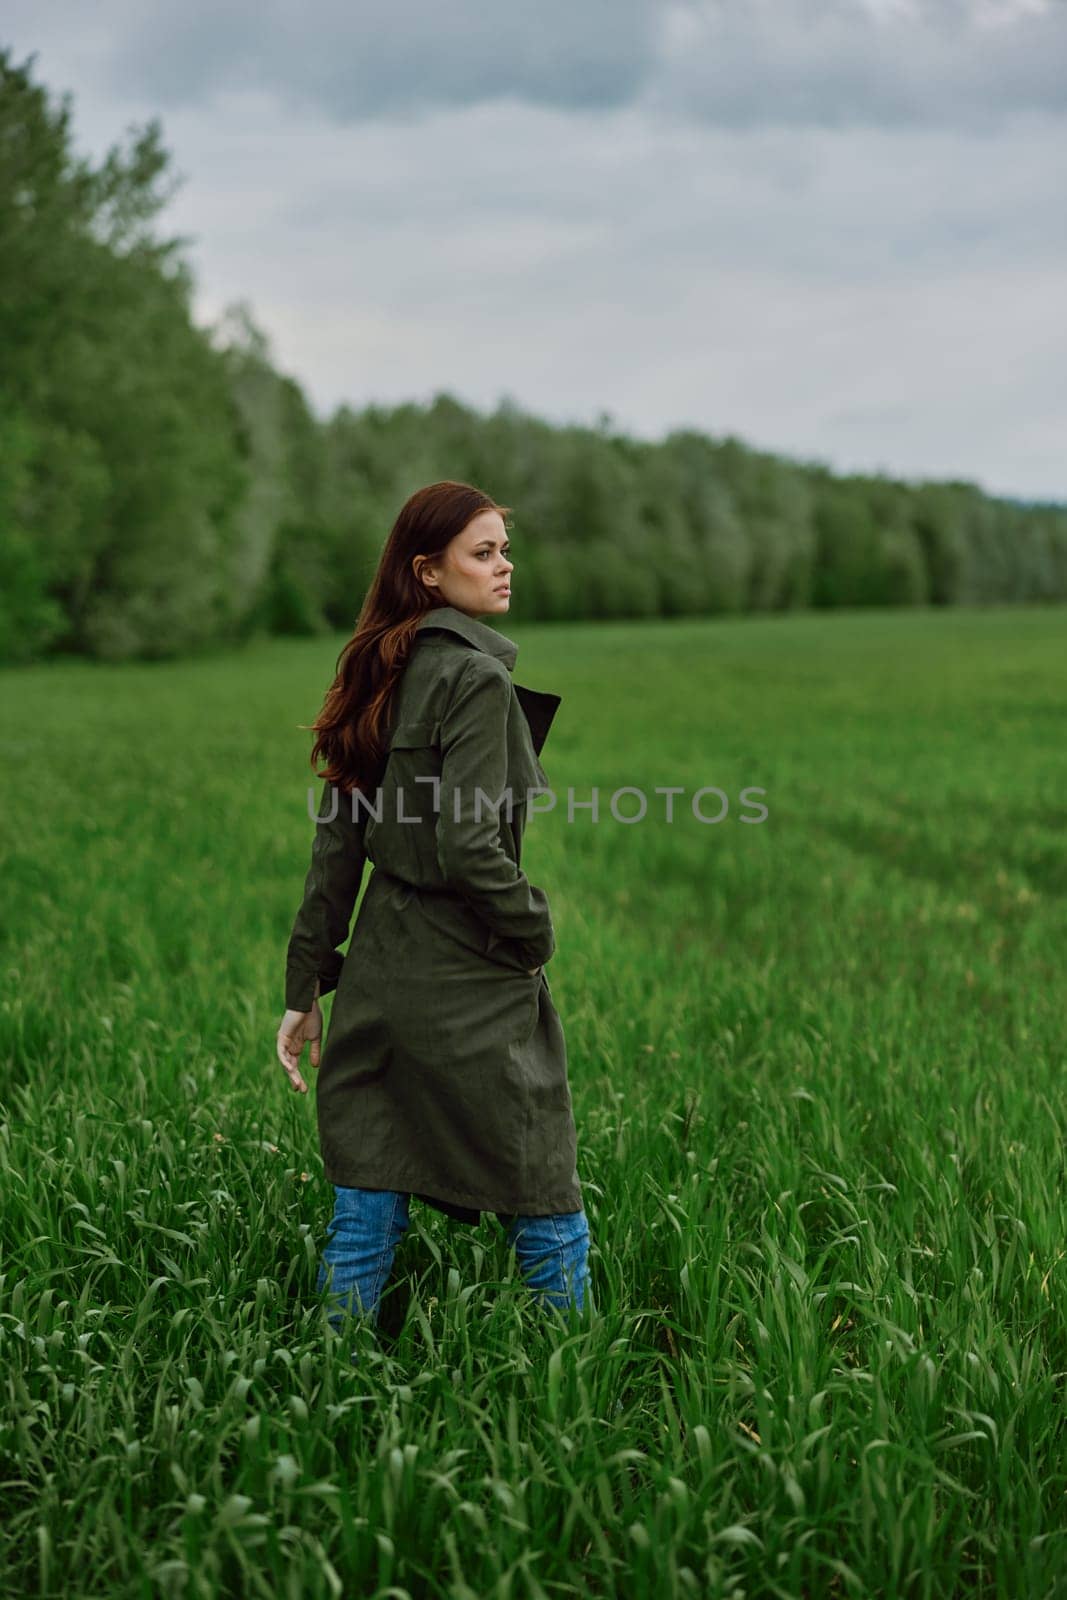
[412,604,562,755]
[414,604,518,672]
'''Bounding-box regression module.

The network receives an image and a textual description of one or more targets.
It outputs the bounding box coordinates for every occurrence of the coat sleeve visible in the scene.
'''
[436,655,555,969]
[284,779,368,1011]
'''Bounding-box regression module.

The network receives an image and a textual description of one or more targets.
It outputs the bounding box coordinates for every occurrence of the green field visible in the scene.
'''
[2,605,1064,1598]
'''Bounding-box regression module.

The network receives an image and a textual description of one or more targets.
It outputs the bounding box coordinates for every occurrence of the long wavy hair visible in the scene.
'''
[302,480,513,795]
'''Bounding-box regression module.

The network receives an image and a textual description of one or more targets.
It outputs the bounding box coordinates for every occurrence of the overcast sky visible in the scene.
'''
[5,0,1065,502]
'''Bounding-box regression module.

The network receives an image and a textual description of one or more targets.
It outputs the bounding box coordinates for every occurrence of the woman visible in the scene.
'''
[275,480,591,1333]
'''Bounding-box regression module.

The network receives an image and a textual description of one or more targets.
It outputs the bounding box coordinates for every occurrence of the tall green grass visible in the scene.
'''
[1,605,1064,1597]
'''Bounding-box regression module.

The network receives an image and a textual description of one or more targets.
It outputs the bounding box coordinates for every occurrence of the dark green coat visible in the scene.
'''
[285,605,583,1226]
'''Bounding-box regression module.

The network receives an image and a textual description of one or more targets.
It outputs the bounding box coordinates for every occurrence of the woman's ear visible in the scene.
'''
[412,554,438,591]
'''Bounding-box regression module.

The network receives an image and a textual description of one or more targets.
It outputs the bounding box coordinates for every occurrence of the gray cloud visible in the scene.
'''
[652,0,1067,133]
[99,0,661,122]
[13,0,1051,132]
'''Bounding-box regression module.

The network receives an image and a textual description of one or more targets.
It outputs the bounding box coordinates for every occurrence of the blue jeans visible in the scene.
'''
[316,1185,591,1329]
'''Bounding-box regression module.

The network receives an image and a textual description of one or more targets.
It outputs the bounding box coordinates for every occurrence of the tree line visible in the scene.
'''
[3,48,1065,666]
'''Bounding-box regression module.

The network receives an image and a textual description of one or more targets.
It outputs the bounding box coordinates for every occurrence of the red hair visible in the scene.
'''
[302,480,512,795]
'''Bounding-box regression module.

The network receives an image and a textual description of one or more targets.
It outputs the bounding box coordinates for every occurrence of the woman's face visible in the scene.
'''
[415,509,515,617]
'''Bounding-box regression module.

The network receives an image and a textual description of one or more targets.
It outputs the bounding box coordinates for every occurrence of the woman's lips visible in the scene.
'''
[494,584,511,593]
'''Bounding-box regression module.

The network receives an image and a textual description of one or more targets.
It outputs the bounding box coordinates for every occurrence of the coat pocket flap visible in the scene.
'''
[388,718,440,750]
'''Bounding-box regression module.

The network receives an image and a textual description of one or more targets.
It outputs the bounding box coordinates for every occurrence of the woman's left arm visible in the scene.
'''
[284,779,368,1012]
